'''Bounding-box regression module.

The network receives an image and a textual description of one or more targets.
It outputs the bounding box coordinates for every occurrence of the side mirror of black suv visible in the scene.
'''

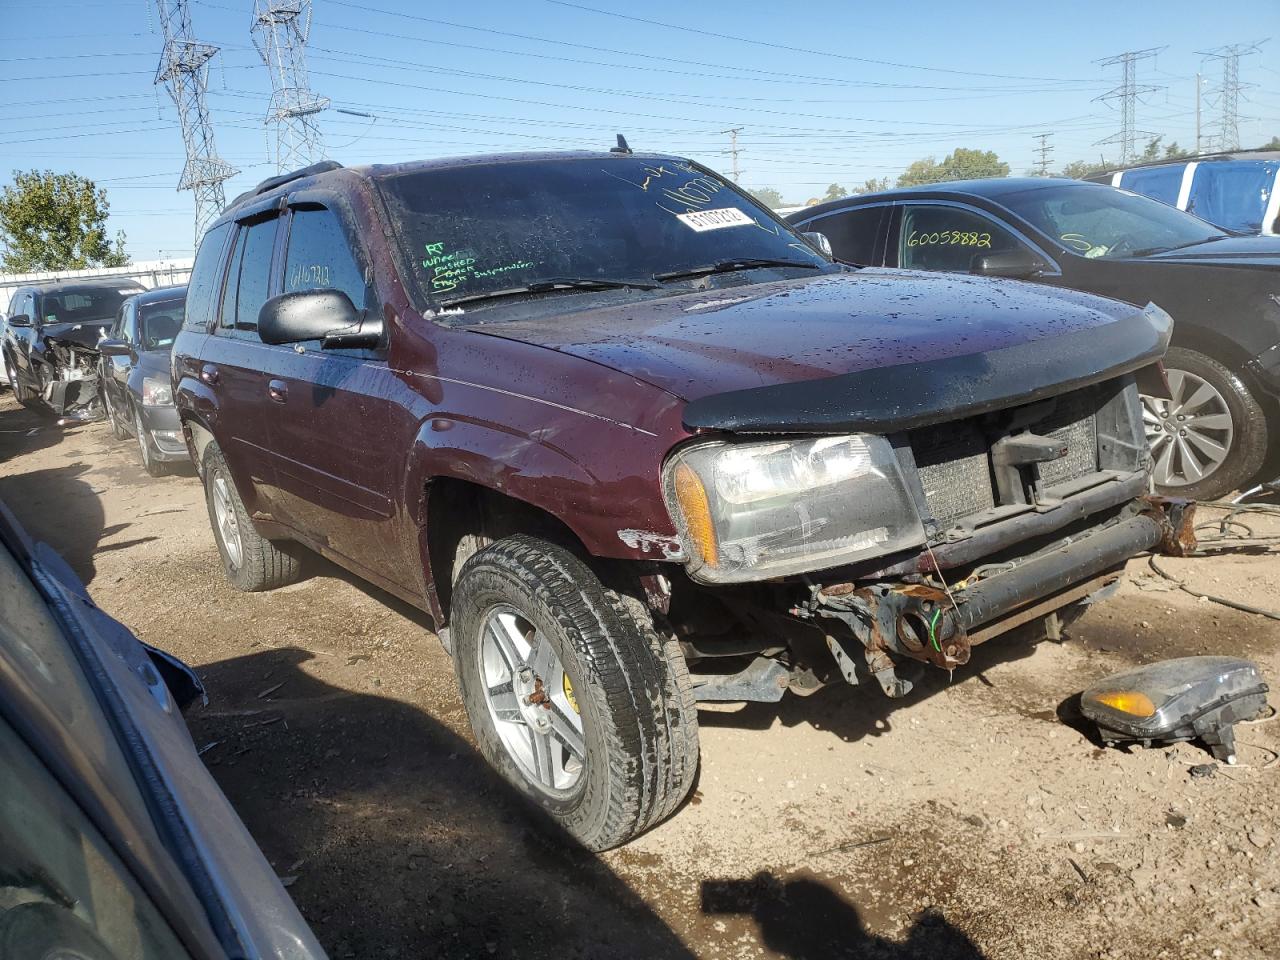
[258,289,381,348]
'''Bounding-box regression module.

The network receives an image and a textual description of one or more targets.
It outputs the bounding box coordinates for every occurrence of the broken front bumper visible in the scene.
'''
[805,497,1195,697]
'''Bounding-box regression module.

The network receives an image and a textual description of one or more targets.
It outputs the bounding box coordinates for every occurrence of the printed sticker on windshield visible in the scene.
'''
[676,207,754,232]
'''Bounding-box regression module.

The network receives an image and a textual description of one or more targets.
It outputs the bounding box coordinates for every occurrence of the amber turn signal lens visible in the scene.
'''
[673,462,718,568]
[1092,690,1158,718]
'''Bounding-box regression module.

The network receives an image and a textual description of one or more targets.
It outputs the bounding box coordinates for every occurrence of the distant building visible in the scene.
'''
[0,258,194,297]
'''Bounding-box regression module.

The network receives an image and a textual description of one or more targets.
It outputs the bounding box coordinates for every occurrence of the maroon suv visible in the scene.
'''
[173,152,1188,850]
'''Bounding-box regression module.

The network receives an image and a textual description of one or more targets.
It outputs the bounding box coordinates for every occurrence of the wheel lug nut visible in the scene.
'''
[1179,429,1187,437]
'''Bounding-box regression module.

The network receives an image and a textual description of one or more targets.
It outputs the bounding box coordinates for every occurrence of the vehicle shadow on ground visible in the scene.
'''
[0,461,106,582]
[701,872,988,959]
[0,396,66,464]
[696,628,1042,744]
[188,646,691,959]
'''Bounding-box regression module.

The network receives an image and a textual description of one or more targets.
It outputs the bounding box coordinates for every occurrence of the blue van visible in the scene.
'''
[1089,152,1280,236]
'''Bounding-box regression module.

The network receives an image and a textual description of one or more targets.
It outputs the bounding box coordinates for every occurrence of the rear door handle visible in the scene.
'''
[268,379,288,403]
[200,363,220,385]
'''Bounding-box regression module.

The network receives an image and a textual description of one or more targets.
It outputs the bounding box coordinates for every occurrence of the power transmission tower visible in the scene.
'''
[720,127,744,182]
[1094,47,1165,165]
[252,1,329,173]
[1196,41,1266,152]
[1033,133,1054,176]
[154,0,238,247]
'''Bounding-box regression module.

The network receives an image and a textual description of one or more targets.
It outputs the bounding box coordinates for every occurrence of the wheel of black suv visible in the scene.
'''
[2,353,15,393]
[450,535,699,851]
[102,388,128,440]
[202,442,303,591]
[1141,346,1268,501]
[133,404,167,477]
[9,358,43,412]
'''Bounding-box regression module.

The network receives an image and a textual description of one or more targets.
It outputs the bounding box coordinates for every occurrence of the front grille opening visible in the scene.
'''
[910,383,1108,531]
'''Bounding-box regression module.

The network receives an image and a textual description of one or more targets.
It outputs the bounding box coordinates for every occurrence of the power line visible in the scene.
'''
[719,127,744,181]
[1197,40,1268,151]
[252,0,329,171]
[1094,47,1165,164]
[154,0,238,246]
[546,0,1096,84]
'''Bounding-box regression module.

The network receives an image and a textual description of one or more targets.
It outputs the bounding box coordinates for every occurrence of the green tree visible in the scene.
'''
[896,148,1010,187]
[822,183,849,202]
[1256,135,1280,151]
[854,177,890,194]
[0,170,128,273]
[1060,158,1112,180]
[1163,141,1192,160]
[750,186,785,209]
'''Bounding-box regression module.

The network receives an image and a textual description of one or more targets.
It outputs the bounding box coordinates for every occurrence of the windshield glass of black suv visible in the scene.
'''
[379,157,829,312]
[1001,182,1229,259]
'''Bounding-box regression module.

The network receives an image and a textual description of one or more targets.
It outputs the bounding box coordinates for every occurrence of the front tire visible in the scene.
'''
[450,535,698,850]
[202,442,303,591]
[103,388,128,440]
[1142,346,1268,501]
[134,404,167,477]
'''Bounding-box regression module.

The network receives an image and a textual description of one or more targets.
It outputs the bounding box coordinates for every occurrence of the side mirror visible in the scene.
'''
[970,250,1046,280]
[98,338,133,358]
[7,313,31,328]
[802,231,833,257]
[258,289,382,348]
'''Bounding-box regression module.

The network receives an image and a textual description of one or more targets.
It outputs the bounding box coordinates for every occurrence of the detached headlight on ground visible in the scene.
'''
[662,434,926,583]
[143,377,173,406]
[1081,656,1269,763]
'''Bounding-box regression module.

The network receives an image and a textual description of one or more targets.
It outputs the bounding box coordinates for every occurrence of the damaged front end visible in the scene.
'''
[39,335,105,423]
[801,496,1195,698]
[658,304,1188,702]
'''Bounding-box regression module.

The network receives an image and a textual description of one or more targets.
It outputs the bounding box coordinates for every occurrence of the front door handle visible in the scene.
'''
[200,363,220,385]
[268,379,288,403]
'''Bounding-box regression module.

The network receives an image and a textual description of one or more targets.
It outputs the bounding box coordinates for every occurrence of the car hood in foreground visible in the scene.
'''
[478,270,1170,433]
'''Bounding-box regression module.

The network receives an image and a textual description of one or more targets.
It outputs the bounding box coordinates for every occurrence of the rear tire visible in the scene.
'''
[202,442,303,591]
[450,535,698,850]
[1142,346,1268,501]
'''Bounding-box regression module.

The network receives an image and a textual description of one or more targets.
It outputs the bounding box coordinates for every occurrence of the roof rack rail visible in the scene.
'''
[230,160,343,207]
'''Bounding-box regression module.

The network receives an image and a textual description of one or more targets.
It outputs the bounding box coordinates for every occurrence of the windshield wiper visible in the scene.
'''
[439,276,660,307]
[653,258,822,282]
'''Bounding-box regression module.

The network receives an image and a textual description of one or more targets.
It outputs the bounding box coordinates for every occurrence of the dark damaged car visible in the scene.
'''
[173,153,1190,851]
[2,280,144,422]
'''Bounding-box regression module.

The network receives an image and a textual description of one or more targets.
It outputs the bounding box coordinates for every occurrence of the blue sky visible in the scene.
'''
[2,0,1277,260]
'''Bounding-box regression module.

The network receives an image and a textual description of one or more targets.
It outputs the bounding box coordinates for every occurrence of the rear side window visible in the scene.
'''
[184,222,231,331]
[804,206,886,266]
[219,218,278,333]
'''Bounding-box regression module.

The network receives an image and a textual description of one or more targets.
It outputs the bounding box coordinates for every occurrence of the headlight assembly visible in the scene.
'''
[662,434,926,583]
[142,377,173,406]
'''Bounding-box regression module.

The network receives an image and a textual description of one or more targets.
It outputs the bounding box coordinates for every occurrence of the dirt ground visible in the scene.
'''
[2,390,1278,960]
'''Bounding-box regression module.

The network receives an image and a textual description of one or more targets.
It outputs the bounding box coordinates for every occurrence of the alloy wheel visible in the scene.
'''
[478,604,586,795]
[1142,368,1234,488]
[211,473,244,569]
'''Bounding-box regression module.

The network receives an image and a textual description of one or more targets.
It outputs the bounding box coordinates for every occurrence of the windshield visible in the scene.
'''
[379,156,829,313]
[1000,182,1228,259]
[138,297,185,352]
[37,286,136,326]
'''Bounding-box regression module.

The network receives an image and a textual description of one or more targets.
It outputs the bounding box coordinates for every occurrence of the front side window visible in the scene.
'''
[804,206,886,265]
[121,301,138,344]
[219,217,278,334]
[379,157,831,318]
[898,205,1022,272]
[1001,182,1228,258]
[138,298,185,351]
[283,206,367,309]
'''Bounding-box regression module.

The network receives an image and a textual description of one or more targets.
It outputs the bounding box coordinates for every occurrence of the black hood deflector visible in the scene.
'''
[682,305,1171,435]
